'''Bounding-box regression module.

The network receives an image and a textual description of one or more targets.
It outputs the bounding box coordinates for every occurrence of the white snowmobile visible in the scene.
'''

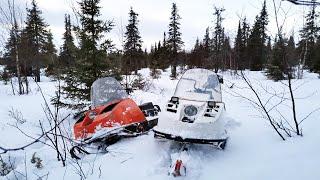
[153,68,228,149]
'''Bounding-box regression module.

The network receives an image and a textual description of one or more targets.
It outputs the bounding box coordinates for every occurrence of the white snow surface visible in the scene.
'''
[0,68,319,180]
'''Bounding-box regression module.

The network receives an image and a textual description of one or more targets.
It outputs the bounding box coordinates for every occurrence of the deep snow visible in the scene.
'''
[0,68,319,180]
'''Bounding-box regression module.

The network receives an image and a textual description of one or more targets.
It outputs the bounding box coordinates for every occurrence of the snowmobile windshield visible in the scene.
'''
[174,69,219,101]
[91,77,128,108]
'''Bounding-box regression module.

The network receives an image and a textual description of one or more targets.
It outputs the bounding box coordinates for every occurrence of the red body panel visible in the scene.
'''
[74,98,146,140]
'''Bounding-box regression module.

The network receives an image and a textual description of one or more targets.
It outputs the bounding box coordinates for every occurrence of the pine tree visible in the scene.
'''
[211,7,226,72]
[189,38,204,68]
[3,25,19,75]
[23,0,51,82]
[44,30,58,75]
[123,7,143,75]
[234,21,243,70]
[287,35,298,66]
[266,37,286,81]
[149,41,161,79]
[222,36,231,70]
[266,36,272,64]
[202,27,211,68]
[62,0,114,108]
[159,32,169,70]
[59,14,77,68]
[298,1,319,71]
[247,0,269,71]
[234,18,250,70]
[241,17,250,68]
[168,3,184,78]
[314,38,320,73]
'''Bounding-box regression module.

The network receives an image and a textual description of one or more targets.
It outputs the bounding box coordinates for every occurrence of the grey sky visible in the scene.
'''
[3,0,310,51]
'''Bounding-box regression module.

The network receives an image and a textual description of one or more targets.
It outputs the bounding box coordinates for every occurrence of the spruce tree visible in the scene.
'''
[266,34,298,81]
[234,21,243,70]
[314,38,320,73]
[266,36,272,64]
[247,0,269,71]
[168,3,184,78]
[202,27,211,68]
[3,25,20,75]
[23,0,51,82]
[211,7,226,72]
[62,0,114,108]
[298,1,319,71]
[159,32,169,70]
[59,14,77,68]
[149,41,161,79]
[189,38,203,68]
[287,35,298,66]
[222,36,231,70]
[241,17,250,68]
[44,30,58,75]
[266,37,286,81]
[123,7,143,75]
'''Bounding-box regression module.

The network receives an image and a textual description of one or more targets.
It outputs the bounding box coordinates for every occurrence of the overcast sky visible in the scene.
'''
[3,0,311,51]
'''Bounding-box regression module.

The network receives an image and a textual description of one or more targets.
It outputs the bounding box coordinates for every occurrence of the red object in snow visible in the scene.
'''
[172,160,185,177]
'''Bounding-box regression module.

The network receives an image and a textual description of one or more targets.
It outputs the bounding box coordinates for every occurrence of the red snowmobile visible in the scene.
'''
[70,77,160,159]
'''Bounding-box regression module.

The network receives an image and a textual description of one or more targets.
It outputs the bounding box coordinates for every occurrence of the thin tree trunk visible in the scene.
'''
[14,36,23,94]
[35,65,40,82]
[12,0,23,94]
[10,78,15,95]
[24,60,29,94]
[300,40,308,79]
[288,75,300,135]
[241,71,286,141]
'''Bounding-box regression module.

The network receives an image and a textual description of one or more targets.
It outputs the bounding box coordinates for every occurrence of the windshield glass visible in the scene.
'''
[174,69,219,101]
[91,77,128,108]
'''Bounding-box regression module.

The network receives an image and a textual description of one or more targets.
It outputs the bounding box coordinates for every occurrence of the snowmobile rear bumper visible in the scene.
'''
[153,129,227,145]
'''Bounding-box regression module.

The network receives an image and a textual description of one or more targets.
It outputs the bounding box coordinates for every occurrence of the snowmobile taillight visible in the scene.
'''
[208,101,216,108]
[88,111,97,120]
[170,96,179,104]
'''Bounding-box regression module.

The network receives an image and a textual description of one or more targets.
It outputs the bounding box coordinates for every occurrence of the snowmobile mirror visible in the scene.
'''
[217,75,224,84]
[170,97,179,103]
[208,101,216,108]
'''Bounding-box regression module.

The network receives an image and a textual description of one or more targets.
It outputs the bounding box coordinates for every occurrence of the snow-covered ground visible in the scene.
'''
[0,68,319,180]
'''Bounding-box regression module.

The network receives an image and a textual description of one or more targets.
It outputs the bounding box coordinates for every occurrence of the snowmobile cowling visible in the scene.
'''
[74,98,146,140]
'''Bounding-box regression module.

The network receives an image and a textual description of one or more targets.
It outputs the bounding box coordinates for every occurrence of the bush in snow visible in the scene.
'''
[131,73,147,90]
[0,69,10,85]
[0,156,14,176]
[150,69,161,79]
[31,153,43,169]
[8,108,26,124]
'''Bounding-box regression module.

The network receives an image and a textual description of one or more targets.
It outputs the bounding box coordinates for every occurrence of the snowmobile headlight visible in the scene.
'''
[88,111,97,119]
[184,105,198,116]
[171,97,179,103]
[208,101,216,108]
